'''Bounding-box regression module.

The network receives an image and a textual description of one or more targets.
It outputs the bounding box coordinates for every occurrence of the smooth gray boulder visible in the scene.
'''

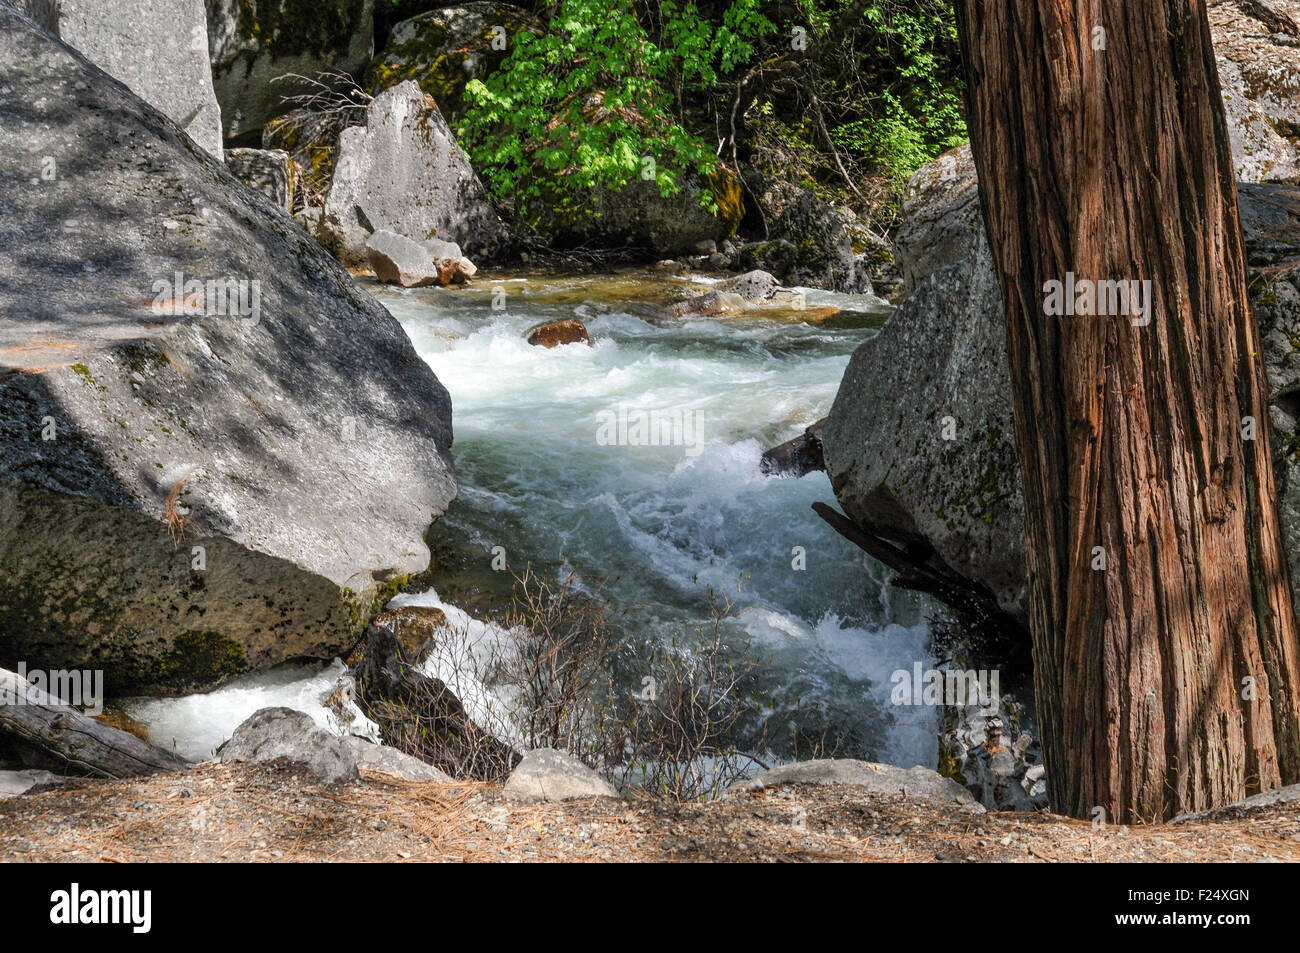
[728,758,983,810]
[5,0,224,159]
[503,749,618,801]
[225,148,296,214]
[0,7,456,695]
[367,230,440,287]
[421,237,463,263]
[346,736,452,782]
[220,708,358,783]
[205,0,376,145]
[322,81,505,267]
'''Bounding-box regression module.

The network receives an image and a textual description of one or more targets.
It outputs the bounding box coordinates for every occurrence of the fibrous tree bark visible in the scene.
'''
[954,0,1300,821]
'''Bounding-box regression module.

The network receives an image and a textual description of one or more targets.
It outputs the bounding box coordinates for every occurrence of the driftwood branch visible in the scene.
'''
[0,668,189,778]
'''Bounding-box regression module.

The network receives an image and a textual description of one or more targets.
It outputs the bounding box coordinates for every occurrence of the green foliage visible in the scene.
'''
[454,0,965,233]
[825,1,967,182]
[458,0,775,223]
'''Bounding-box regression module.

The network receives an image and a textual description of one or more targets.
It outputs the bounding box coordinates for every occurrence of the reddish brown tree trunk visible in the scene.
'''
[954,0,1300,821]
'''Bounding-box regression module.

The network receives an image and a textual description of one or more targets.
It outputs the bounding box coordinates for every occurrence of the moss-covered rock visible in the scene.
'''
[1209,0,1300,183]
[365,2,545,121]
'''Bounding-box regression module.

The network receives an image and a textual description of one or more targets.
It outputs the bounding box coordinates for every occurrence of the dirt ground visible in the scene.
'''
[3,761,1299,862]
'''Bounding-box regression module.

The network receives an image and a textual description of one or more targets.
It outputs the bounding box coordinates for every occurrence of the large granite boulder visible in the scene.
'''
[891,143,981,292]
[822,227,1024,621]
[892,5,1300,292]
[365,2,545,122]
[5,0,224,159]
[205,0,376,145]
[322,80,506,267]
[826,159,1300,629]
[0,7,456,695]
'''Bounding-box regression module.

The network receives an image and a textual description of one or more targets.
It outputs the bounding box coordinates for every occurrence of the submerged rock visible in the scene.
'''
[17,0,224,159]
[206,0,376,145]
[669,290,746,318]
[321,81,506,267]
[220,708,359,784]
[526,319,592,348]
[503,748,619,801]
[0,8,456,694]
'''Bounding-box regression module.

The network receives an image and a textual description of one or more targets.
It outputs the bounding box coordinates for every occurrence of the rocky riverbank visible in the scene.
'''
[4,759,1299,862]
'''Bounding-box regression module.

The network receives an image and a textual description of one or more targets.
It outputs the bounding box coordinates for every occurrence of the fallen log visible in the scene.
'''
[0,667,188,778]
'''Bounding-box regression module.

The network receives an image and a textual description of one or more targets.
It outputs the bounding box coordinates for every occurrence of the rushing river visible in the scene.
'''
[127,270,942,769]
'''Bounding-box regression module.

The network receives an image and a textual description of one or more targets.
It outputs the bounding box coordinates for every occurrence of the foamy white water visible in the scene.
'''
[385,271,939,766]
[126,659,378,762]
[129,270,941,767]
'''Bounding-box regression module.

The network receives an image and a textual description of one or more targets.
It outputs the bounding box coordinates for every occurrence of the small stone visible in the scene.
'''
[526,319,592,348]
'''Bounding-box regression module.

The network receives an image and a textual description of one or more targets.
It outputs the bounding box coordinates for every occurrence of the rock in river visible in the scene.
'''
[321,81,506,268]
[526,319,592,348]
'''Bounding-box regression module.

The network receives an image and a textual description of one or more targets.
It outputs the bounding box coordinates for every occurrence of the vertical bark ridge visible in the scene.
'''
[955,0,1300,820]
